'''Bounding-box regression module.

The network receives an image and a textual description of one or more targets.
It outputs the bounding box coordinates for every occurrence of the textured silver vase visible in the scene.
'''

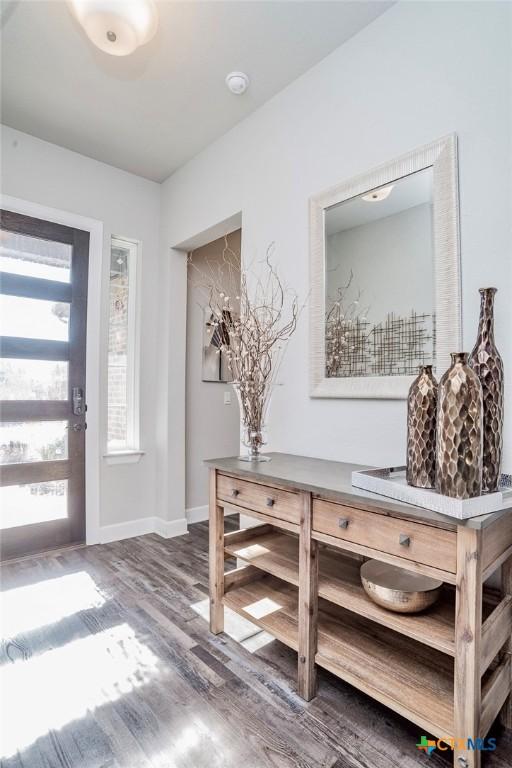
[436,353,483,499]
[469,288,504,493]
[406,365,438,489]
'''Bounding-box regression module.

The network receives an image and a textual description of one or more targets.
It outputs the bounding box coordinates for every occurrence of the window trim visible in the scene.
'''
[105,235,141,457]
[103,450,144,465]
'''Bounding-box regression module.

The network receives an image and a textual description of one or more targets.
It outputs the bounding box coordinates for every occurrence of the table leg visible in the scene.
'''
[500,553,512,728]
[209,468,224,634]
[454,526,483,768]
[298,491,318,701]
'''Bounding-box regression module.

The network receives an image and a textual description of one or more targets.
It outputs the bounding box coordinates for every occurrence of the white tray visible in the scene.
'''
[351,466,512,519]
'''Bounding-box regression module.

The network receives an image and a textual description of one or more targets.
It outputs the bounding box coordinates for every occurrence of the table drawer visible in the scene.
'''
[312,498,457,573]
[217,474,301,525]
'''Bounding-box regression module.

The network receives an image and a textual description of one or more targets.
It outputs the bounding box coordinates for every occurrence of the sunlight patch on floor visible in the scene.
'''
[241,629,275,653]
[0,622,160,759]
[149,718,227,768]
[190,598,275,652]
[0,570,106,638]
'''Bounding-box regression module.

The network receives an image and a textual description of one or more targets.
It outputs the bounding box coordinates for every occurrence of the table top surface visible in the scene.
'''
[205,452,511,530]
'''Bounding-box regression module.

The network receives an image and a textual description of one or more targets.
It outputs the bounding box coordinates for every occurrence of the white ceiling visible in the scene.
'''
[0,1,393,182]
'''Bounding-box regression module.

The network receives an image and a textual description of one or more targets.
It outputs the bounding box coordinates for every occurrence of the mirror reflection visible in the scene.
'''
[324,167,435,378]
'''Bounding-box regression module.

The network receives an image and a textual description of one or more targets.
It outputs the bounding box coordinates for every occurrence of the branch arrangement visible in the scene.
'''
[325,271,369,377]
[189,238,300,457]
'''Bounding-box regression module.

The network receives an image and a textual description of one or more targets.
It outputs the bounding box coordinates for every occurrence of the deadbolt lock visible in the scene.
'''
[72,387,85,416]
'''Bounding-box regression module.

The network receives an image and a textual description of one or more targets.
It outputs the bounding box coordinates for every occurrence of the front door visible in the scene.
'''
[0,210,89,560]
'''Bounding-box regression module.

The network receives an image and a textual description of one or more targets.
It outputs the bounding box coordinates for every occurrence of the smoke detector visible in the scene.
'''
[225,72,249,95]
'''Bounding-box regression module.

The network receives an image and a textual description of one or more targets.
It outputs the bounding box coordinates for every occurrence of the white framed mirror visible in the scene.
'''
[309,134,461,399]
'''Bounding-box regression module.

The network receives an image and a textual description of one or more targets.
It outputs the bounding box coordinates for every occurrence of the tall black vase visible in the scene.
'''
[469,287,504,493]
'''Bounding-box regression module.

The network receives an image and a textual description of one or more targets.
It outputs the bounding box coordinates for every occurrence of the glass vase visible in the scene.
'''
[233,382,272,462]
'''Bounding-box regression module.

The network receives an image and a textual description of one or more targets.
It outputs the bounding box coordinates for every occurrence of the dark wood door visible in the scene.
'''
[0,210,89,560]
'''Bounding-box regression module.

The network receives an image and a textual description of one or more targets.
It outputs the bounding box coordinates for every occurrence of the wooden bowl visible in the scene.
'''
[360,560,442,614]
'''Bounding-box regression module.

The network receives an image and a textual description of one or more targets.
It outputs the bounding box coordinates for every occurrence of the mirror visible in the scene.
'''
[310,135,461,398]
[325,168,434,379]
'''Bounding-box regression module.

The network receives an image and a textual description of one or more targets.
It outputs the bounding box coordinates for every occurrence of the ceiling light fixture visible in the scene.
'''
[69,0,158,56]
[361,185,394,202]
[225,72,250,95]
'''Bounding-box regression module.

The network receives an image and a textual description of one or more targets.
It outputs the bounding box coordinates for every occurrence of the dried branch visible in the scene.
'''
[325,271,370,377]
[189,238,302,453]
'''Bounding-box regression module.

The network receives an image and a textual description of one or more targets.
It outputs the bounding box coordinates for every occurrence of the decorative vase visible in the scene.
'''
[234,382,272,462]
[436,353,483,499]
[406,365,438,489]
[469,288,504,493]
[240,424,268,462]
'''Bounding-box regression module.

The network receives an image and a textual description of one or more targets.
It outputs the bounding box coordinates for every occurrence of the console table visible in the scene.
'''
[206,453,512,768]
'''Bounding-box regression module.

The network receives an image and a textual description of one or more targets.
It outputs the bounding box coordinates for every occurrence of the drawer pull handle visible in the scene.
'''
[399,534,411,547]
[266,497,275,507]
[338,518,349,529]
[231,489,240,498]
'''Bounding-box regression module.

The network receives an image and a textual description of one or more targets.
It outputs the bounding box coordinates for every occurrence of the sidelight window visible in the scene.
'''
[106,237,139,453]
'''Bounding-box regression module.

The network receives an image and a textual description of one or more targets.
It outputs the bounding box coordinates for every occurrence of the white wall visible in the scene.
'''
[160,0,512,521]
[186,231,241,514]
[1,126,163,536]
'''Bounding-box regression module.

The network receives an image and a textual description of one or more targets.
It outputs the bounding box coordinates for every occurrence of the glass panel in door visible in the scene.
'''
[0,421,68,464]
[1,480,68,530]
[0,231,71,281]
[0,359,68,400]
[0,294,70,341]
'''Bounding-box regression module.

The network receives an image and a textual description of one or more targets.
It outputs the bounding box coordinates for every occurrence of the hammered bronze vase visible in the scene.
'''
[469,288,504,493]
[406,365,438,489]
[436,353,483,499]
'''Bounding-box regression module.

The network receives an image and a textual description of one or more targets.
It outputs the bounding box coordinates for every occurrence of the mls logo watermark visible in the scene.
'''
[416,735,497,755]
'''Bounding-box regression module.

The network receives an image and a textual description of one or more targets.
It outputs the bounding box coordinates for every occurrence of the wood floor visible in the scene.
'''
[1,519,511,768]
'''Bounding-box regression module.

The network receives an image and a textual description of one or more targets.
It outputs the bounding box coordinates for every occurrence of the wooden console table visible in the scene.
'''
[206,453,512,768]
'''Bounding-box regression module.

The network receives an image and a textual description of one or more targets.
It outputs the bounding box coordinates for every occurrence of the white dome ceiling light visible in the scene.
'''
[69,0,158,56]
[225,72,250,95]
[361,185,394,203]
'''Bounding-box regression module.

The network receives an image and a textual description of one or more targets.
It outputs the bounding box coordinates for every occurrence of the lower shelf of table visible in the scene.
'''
[223,574,455,738]
[225,526,498,659]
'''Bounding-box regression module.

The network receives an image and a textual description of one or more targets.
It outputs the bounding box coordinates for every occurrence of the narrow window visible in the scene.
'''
[107,237,139,453]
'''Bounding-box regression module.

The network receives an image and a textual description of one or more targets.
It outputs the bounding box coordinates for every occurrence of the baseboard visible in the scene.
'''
[99,506,239,544]
[99,516,188,544]
[186,505,237,524]
[154,517,188,539]
[99,517,155,544]
[186,505,209,523]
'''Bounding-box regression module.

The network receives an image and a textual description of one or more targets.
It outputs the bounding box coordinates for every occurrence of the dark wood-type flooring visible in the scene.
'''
[1,519,511,768]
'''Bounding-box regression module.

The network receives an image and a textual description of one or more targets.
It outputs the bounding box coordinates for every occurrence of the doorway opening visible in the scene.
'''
[185,229,241,521]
